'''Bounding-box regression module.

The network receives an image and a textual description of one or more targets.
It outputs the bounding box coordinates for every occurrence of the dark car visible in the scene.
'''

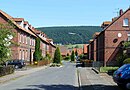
[113,64,130,89]
[7,60,26,69]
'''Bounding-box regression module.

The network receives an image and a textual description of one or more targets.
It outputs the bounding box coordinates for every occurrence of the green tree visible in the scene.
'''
[0,23,15,64]
[71,50,75,62]
[33,38,42,61]
[46,53,51,60]
[75,49,78,56]
[53,47,62,64]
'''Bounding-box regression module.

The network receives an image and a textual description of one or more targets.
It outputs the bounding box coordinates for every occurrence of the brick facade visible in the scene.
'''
[88,8,130,66]
[0,10,56,64]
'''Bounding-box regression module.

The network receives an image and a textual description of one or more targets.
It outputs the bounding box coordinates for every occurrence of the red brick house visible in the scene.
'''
[88,8,130,66]
[0,10,56,64]
[59,46,68,57]
[73,48,83,56]
[88,39,94,60]
[83,44,88,54]
[48,39,56,58]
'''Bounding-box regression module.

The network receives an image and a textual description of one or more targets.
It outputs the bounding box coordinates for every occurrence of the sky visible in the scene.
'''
[0,0,130,27]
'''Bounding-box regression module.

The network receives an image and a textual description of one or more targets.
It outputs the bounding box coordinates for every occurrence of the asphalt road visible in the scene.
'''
[0,61,78,90]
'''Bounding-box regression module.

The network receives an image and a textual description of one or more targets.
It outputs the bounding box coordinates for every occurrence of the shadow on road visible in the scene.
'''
[76,61,82,68]
[16,84,77,90]
[16,84,120,90]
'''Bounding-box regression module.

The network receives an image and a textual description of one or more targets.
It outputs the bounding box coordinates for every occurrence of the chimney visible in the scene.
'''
[119,9,123,16]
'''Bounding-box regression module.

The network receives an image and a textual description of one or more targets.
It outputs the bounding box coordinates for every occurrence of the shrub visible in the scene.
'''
[64,56,70,60]
[53,47,62,64]
[100,67,119,73]
[33,38,42,62]
[71,50,75,62]
[116,53,127,66]
[80,54,88,59]
[0,65,14,77]
[79,54,83,59]
[50,63,61,67]
[123,58,130,64]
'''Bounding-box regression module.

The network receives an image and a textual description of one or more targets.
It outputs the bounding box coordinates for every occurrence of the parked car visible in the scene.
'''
[113,64,130,89]
[7,60,26,69]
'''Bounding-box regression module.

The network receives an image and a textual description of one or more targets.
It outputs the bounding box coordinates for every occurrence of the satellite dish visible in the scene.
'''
[118,33,122,37]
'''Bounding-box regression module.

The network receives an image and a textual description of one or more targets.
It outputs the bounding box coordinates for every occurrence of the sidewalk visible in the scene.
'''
[0,65,48,83]
[78,67,118,90]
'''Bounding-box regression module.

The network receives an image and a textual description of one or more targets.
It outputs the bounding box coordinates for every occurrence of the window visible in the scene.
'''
[123,18,129,26]
[23,35,24,43]
[19,33,21,42]
[34,39,35,46]
[19,49,21,59]
[22,50,24,60]
[128,33,130,41]
[26,36,28,44]
[30,39,31,45]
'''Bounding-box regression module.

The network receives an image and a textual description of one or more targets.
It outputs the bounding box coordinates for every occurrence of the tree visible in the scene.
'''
[0,22,15,64]
[53,47,62,64]
[33,38,42,61]
[75,49,78,56]
[71,50,75,62]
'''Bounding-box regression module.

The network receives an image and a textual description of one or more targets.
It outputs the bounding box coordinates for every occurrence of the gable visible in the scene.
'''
[0,13,9,24]
[106,9,130,31]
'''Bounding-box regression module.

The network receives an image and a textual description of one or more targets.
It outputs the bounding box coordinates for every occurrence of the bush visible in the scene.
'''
[33,38,42,61]
[100,67,119,73]
[0,65,14,77]
[116,53,127,66]
[50,63,61,67]
[71,50,75,62]
[80,54,88,59]
[123,58,130,64]
[53,47,62,64]
[64,56,70,60]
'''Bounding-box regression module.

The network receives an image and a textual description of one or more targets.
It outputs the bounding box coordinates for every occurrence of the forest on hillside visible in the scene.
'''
[37,26,102,45]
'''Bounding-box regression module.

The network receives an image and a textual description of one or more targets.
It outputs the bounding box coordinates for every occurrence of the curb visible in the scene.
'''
[92,68,99,74]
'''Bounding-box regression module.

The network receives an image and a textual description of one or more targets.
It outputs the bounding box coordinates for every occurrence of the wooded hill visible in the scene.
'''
[37,26,102,45]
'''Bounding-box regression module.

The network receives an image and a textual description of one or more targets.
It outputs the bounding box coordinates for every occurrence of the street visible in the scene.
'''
[0,61,78,90]
[0,61,120,90]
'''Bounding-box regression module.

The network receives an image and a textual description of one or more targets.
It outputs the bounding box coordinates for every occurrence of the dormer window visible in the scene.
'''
[123,18,129,26]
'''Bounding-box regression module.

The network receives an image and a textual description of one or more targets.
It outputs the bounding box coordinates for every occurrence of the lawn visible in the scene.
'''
[100,66,119,73]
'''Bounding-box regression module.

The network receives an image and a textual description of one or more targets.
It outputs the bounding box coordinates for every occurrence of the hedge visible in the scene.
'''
[123,58,130,64]
[0,65,14,77]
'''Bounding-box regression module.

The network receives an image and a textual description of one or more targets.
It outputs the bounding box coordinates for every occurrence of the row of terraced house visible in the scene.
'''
[87,7,130,66]
[0,10,56,64]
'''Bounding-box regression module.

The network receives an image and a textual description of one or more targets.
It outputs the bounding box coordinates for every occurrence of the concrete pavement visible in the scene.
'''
[0,65,48,83]
[77,67,119,90]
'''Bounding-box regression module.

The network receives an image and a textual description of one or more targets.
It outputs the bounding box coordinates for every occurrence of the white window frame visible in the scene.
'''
[30,38,31,45]
[128,33,130,41]
[19,33,21,42]
[123,18,129,26]
[26,36,28,44]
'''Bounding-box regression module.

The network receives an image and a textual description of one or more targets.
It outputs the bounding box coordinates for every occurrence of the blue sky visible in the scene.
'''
[0,0,130,27]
